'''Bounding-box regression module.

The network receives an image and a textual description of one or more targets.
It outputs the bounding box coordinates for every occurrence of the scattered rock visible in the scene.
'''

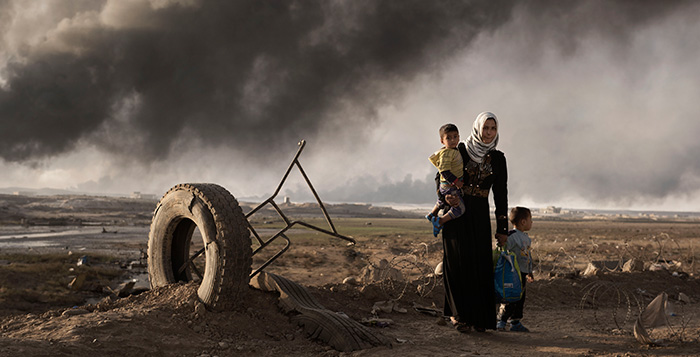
[116,281,136,297]
[194,301,207,316]
[342,277,358,285]
[128,260,147,269]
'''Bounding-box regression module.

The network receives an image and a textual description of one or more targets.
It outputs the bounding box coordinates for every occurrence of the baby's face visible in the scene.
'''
[441,131,460,149]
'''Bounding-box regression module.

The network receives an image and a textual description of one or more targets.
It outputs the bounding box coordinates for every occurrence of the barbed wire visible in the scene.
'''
[530,231,699,278]
[375,242,440,302]
[578,280,642,330]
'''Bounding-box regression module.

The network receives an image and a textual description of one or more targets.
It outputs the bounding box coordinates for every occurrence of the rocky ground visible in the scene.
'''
[0,194,699,356]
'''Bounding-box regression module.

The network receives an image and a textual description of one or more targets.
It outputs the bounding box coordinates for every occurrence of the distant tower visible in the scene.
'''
[283,196,291,204]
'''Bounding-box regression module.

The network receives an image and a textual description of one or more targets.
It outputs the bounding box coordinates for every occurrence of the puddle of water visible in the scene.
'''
[0,240,59,248]
[0,228,103,240]
[0,225,150,250]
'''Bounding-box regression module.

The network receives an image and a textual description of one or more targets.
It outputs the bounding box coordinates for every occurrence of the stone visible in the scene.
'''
[342,276,358,285]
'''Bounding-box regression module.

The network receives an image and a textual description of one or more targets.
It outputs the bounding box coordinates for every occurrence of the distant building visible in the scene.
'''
[13,191,35,196]
[131,192,157,200]
[543,206,561,214]
[283,196,291,204]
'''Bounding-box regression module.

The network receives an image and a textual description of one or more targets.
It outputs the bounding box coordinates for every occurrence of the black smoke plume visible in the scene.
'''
[0,0,516,163]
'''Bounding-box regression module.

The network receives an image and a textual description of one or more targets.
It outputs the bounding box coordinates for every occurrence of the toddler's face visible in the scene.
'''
[441,131,460,149]
[521,215,533,231]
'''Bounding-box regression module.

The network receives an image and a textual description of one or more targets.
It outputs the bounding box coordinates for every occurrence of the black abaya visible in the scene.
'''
[442,149,508,330]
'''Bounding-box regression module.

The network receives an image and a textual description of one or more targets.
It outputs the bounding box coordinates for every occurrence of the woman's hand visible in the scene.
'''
[494,233,508,246]
[444,194,461,207]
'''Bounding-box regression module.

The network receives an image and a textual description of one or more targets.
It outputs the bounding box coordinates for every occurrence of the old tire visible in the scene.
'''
[148,183,251,311]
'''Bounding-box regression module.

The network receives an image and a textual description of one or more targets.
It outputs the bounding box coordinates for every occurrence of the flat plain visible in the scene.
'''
[0,194,699,356]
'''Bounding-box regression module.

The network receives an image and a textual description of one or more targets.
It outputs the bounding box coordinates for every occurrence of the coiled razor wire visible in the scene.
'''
[578,280,643,330]
[531,231,699,278]
[377,243,440,301]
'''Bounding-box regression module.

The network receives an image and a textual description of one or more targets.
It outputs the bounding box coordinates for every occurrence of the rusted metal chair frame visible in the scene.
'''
[245,140,355,278]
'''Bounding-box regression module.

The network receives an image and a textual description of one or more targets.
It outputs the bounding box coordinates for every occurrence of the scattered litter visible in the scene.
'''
[76,255,89,266]
[434,262,443,276]
[413,302,441,317]
[395,338,408,344]
[583,260,621,276]
[622,259,643,272]
[649,260,681,272]
[371,300,407,314]
[68,273,87,291]
[678,292,691,304]
[360,317,393,328]
[634,292,672,345]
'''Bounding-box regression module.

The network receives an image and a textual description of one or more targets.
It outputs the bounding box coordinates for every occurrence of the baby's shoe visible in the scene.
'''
[428,215,443,237]
[496,320,507,331]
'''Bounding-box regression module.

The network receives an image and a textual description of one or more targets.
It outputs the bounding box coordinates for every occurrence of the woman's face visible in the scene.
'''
[481,118,497,144]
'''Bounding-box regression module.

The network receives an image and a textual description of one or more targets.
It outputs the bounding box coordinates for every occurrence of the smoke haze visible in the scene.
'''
[1,0,699,211]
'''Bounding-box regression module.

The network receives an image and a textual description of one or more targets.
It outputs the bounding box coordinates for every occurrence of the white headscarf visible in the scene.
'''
[465,111,499,163]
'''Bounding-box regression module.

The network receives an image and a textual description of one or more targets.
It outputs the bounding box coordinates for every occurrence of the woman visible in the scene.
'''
[442,111,508,332]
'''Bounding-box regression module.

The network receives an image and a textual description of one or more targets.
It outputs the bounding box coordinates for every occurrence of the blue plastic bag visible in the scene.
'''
[494,248,523,303]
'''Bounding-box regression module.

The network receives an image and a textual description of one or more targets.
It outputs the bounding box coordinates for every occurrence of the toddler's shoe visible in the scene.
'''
[496,320,507,331]
[510,322,530,332]
[428,215,443,237]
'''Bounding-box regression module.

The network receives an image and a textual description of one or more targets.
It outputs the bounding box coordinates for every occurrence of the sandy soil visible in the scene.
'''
[1,194,699,356]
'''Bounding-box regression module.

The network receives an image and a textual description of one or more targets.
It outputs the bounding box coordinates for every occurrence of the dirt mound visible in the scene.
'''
[1,272,700,356]
[0,282,335,356]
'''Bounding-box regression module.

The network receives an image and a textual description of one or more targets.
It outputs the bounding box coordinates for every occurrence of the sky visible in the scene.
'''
[1,0,699,212]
